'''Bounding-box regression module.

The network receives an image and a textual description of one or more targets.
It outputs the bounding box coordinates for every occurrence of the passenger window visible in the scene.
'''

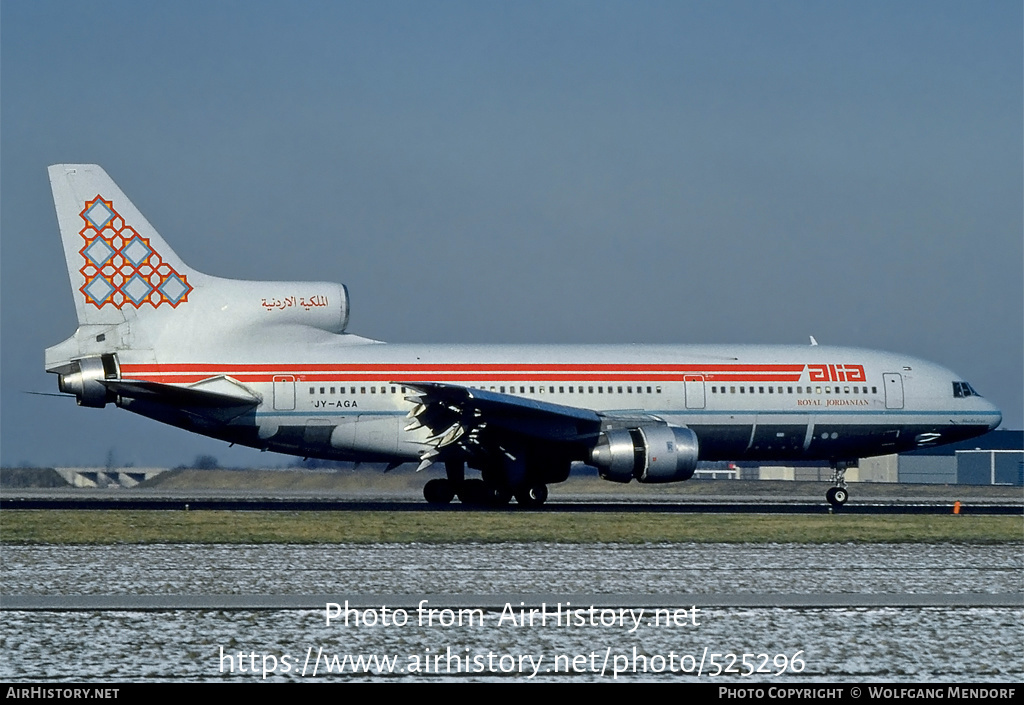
[309,387,315,394]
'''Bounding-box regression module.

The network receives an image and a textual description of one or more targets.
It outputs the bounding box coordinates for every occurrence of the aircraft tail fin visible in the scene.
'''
[48,164,201,327]
[46,164,357,377]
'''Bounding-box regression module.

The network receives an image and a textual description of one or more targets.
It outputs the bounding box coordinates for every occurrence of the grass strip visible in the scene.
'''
[2,510,1021,544]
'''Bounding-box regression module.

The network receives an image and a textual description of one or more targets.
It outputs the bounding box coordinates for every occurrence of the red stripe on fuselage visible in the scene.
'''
[119,363,806,373]
[119,362,808,385]
[121,373,805,384]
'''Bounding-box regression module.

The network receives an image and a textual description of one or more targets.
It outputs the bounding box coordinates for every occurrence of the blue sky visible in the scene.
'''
[2,1,1020,467]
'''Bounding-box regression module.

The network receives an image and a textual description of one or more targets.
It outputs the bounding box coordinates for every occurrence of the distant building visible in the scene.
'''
[54,467,167,488]
[899,430,1022,486]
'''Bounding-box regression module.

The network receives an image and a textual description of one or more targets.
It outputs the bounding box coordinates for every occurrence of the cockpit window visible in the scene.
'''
[953,381,981,398]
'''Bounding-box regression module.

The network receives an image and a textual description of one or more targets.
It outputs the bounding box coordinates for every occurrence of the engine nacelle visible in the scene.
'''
[589,425,699,484]
[57,354,119,408]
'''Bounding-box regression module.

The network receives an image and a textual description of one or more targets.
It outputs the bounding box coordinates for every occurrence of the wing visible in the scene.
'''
[400,381,661,472]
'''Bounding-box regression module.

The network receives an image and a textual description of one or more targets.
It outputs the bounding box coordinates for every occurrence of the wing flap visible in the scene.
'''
[402,381,603,443]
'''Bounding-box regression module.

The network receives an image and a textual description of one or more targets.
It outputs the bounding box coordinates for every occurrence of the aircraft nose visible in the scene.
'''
[987,402,1002,431]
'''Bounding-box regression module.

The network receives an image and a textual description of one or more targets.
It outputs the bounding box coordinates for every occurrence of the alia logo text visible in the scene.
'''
[806,364,866,383]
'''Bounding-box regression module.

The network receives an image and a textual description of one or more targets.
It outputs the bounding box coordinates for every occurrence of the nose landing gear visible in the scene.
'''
[825,485,848,506]
[825,460,853,507]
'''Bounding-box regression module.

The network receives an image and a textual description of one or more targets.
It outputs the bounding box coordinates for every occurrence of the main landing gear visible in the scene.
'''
[825,460,853,507]
[422,477,549,507]
[422,461,548,507]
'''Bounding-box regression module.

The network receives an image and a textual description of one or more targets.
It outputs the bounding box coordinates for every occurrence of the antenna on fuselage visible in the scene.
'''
[809,336,819,346]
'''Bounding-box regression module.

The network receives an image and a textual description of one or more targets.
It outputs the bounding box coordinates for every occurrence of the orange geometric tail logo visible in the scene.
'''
[78,195,192,308]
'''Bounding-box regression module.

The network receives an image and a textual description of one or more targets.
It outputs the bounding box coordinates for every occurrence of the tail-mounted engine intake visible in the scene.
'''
[589,425,699,483]
[57,354,119,408]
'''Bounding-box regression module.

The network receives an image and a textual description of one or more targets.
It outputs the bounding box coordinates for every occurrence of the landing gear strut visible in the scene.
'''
[826,460,853,507]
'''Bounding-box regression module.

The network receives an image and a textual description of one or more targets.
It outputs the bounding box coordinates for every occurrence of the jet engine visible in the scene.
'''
[589,425,699,483]
[57,354,119,408]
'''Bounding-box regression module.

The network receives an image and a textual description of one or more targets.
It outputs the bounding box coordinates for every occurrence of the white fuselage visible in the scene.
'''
[114,341,1002,464]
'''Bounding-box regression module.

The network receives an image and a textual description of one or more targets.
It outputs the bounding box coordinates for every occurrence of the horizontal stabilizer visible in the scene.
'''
[103,379,259,411]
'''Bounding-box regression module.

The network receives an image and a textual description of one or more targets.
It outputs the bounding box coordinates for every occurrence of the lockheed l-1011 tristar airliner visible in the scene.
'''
[46,165,1002,506]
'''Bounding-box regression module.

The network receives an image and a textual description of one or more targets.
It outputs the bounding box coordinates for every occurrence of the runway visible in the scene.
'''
[4,592,1022,611]
[3,543,1021,681]
[2,491,1020,514]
